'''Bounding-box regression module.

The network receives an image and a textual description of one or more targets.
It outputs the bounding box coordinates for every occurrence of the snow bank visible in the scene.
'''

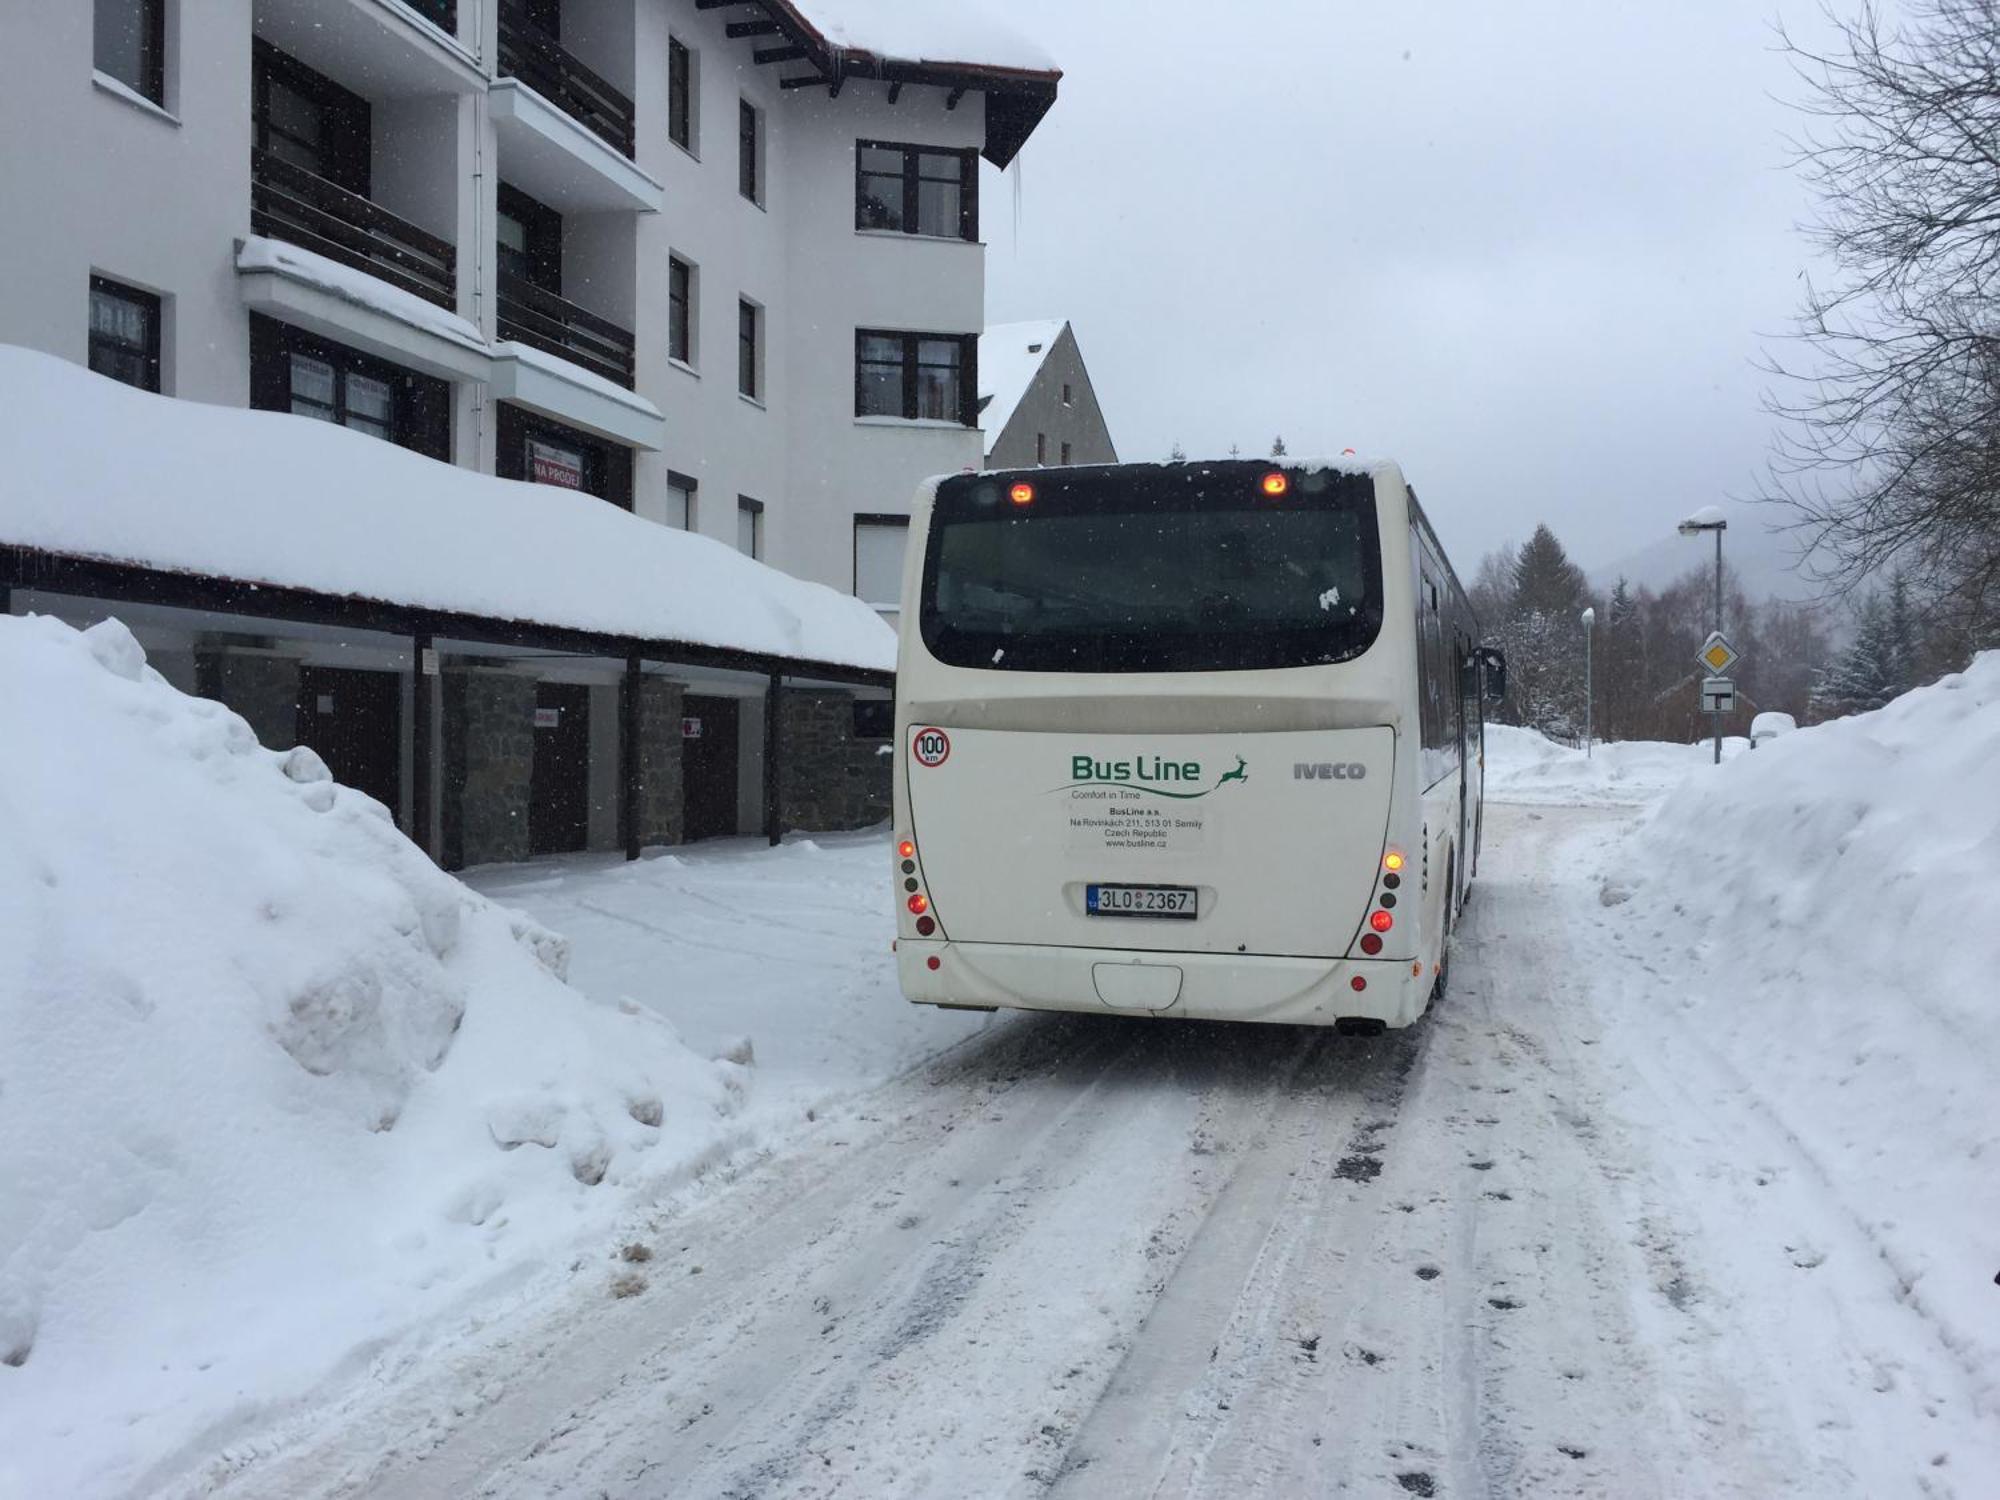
[1485,722,1730,805]
[0,615,744,1498]
[0,344,894,673]
[1619,654,2000,1402]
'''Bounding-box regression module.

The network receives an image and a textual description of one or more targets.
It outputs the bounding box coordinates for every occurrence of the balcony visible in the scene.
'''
[496,271,634,388]
[498,2,635,158]
[251,148,456,309]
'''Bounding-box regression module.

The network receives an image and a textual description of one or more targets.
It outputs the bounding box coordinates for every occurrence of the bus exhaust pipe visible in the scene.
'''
[1335,1017,1387,1037]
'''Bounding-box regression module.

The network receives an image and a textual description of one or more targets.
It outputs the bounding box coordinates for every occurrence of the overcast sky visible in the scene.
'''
[981,1,1842,587]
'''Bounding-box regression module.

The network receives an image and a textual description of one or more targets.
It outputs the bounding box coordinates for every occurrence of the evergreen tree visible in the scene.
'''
[1811,594,1901,718]
[1270,435,1288,458]
[1228,443,1241,459]
[1495,526,1592,736]
[1168,441,1187,462]
[1599,577,1644,740]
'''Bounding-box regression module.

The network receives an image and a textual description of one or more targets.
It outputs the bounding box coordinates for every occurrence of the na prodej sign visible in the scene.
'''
[528,439,584,491]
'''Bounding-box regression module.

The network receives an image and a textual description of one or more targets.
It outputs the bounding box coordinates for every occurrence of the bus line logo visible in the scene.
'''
[1058,752,1249,800]
[911,727,951,767]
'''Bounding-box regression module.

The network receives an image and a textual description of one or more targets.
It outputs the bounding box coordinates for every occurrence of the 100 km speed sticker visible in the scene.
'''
[911,727,951,767]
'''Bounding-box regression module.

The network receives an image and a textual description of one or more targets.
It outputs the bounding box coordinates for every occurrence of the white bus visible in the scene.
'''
[891,458,1501,1032]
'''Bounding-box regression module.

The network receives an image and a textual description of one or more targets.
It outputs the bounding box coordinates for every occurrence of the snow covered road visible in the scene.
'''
[170,798,1998,1500]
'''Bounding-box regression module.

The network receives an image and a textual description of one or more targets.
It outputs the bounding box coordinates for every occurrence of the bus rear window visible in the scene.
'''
[919,464,1385,673]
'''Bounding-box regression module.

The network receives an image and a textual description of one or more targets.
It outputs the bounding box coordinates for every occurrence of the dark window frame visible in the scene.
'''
[668,256,694,365]
[88,276,163,393]
[252,40,372,196]
[853,139,979,241]
[852,699,894,740]
[95,0,167,106]
[738,98,761,203]
[737,494,765,559]
[248,314,450,460]
[496,181,564,295]
[738,298,760,400]
[852,511,910,605]
[667,36,695,153]
[1060,440,1073,465]
[853,329,978,425]
[666,468,699,530]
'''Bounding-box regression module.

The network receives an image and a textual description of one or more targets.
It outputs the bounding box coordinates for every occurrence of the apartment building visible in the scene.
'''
[0,0,1060,864]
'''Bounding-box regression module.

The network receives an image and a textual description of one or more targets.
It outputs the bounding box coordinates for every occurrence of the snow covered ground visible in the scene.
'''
[10,615,1998,1498]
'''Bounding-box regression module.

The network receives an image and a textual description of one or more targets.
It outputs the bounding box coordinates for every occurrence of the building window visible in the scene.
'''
[668,37,696,153]
[738,99,762,203]
[854,330,976,424]
[496,183,563,294]
[668,256,694,366]
[494,403,633,509]
[666,470,697,530]
[253,42,371,195]
[1061,382,1074,406]
[737,496,764,560]
[853,514,909,609]
[1060,440,1073,465]
[1035,432,1047,464]
[853,699,893,739]
[88,277,162,392]
[738,299,761,400]
[95,0,165,105]
[250,316,449,458]
[854,141,978,240]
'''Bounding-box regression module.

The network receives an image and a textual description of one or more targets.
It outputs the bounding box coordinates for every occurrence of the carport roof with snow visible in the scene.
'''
[0,346,894,684]
[738,0,1061,168]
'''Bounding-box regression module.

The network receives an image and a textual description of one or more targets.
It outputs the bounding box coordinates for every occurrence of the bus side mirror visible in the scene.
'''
[1476,646,1507,707]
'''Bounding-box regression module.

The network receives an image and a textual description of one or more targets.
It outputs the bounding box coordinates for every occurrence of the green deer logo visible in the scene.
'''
[1216,755,1249,789]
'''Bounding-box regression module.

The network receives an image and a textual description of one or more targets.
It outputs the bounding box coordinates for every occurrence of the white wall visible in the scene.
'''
[0,0,255,406]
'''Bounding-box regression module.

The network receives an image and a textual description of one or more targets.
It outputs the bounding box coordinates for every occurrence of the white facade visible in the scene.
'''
[0,0,1056,600]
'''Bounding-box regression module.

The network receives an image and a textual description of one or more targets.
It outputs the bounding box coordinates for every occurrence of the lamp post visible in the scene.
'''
[1580,606,1596,758]
[1678,510,1729,764]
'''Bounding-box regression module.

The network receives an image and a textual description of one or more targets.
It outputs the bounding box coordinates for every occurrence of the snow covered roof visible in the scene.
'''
[978,319,1068,448]
[755,1,1059,167]
[0,345,894,676]
[784,0,1056,74]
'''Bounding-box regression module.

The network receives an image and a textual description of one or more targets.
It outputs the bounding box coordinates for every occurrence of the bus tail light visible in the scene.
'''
[1360,933,1383,955]
[897,840,915,860]
[1383,851,1405,872]
[1370,910,1394,933]
[908,893,929,916]
[1350,975,1367,992]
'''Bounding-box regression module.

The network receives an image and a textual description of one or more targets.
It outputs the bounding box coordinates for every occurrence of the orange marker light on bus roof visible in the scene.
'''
[1260,471,1289,497]
[1009,482,1036,506]
[1383,851,1406,872]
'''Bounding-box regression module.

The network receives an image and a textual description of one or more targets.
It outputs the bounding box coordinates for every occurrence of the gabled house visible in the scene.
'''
[978,319,1117,470]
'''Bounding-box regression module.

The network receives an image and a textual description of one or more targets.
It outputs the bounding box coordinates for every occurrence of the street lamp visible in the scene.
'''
[1580,606,1596,758]
[1678,508,1728,764]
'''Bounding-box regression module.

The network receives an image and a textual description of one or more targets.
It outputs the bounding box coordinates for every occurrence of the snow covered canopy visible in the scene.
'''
[0,346,894,678]
[755,0,1059,167]
[978,319,1068,446]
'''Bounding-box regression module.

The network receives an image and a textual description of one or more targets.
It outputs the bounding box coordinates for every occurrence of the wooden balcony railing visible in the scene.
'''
[498,3,636,159]
[251,149,456,310]
[496,270,636,388]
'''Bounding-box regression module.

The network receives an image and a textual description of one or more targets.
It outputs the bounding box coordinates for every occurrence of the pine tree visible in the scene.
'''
[1811,594,1901,718]
[1228,443,1241,459]
[1168,441,1187,462]
[1496,526,1592,737]
[1270,435,1288,458]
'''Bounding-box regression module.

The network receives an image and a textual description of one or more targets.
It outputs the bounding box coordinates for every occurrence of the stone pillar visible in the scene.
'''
[779,689,891,832]
[195,650,300,751]
[451,670,535,867]
[637,677,686,847]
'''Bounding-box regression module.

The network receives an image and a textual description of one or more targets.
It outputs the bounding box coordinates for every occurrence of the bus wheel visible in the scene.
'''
[1431,855,1456,1004]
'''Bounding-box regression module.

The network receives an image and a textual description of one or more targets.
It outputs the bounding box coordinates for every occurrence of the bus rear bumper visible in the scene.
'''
[897,941,1431,1029]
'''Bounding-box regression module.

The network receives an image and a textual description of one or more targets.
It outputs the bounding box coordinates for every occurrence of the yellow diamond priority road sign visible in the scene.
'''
[1698,631,1739,675]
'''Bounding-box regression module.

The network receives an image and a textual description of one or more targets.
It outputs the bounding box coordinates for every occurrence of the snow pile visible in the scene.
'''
[978,319,1066,446]
[0,344,895,673]
[1620,654,2000,1402]
[0,615,743,1498]
[1484,721,1730,805]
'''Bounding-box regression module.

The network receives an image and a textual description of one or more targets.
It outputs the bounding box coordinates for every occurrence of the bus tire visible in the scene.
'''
[1430,854,1456,1004]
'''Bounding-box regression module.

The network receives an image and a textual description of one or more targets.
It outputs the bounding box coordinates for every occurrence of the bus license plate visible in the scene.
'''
[1087,884,1197,919]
